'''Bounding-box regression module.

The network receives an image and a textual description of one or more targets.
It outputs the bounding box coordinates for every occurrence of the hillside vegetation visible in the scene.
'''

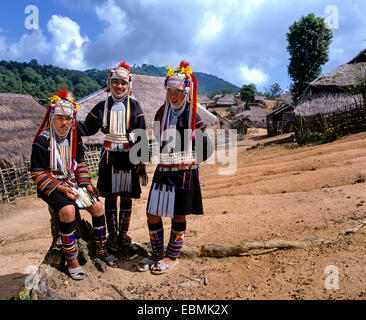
[0,59,239,106]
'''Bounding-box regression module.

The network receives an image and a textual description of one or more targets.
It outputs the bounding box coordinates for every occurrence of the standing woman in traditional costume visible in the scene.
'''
[138,61,213,274]
[78,62,147,252]
[31,89,120,281]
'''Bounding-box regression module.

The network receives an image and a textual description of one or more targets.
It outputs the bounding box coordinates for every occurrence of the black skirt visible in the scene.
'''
[97,149,142,198]
[146,167,203,217]
[38,189,100,213]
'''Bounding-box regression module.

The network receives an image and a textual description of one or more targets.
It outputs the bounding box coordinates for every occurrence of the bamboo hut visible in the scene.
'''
[294,49,366,117]
[235,106,267,127]
[266,104,295,136]
[198,94,214,108]
[229,116,256,135]
[77,74,218,146]
[211,94,238,108]
[254,94,266,105]
[0,93,46,164]
[294,49,366,134]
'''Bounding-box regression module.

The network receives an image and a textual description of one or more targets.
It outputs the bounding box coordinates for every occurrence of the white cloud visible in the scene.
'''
[47,15,89,70]
[95,0,128,44]
[5,30,50,62]
[239,65,269,86]
[199,12,224,40]
[0,15,88,70]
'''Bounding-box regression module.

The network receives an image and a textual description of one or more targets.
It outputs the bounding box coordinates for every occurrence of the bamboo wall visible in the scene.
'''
[295,103,366,134]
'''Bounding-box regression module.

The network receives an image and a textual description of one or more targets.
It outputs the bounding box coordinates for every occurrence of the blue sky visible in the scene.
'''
[0,0,365,92]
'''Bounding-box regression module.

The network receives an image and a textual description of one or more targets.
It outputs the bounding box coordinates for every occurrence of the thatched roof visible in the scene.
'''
[267,103,294,117]
[255,95,266,102]
[0,93,46,163]
[235,106,267,124]
[77,74,218,145]
[249,106,267,124]
[198,94,214,105]
[277,92,293,104]
[230,117,256,129]
[215,94,237,106]
[294,49,366,117]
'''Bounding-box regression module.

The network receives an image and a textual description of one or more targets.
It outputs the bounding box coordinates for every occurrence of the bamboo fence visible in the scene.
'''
[294,102,366,134]
[0,149,101,204]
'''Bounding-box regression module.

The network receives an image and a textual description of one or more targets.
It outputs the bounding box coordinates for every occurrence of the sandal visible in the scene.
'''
[136,256,155,272]
[118,234,132,247]
[107,233,119,253]
[151,259,179,275]
[68,266,85,280]
[98,253,120,268]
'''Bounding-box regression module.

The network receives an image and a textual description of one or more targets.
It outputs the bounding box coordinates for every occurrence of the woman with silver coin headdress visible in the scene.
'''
[78,61,148,253]
[137,60,213,274]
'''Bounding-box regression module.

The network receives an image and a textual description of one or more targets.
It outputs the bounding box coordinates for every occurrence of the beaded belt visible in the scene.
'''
[157,164,199,172]
[158,151,196,165]
[104,133,131,150]
[105,133,130,144]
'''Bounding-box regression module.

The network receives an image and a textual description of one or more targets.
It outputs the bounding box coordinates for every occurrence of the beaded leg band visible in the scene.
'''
[148,220,164,257]
[119,199,132,235]
[60,221,78,261]
[166,221,186,259]
[92,215,108,256]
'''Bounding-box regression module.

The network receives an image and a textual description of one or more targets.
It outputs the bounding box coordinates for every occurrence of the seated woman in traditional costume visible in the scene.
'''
[138,61,213,274]
[31,89,120,280]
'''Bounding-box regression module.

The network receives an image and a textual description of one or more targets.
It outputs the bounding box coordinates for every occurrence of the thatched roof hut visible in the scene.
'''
[77,74,218,145]
[235,106,267,127]
[198,94,214,108]
[267,103,295,136]
[277,92,293,104]
[294,49,366,117]
[0,93,46,164]
[214,94,238,107]
[255,95,266,104]
[230,116,256,135]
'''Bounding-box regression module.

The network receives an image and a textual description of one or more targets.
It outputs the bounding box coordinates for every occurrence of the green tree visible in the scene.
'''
[208,90,221,99]
[264,83,283,99]
[286,13,333,103]
[222,87,235,95]
[240,84,256,108]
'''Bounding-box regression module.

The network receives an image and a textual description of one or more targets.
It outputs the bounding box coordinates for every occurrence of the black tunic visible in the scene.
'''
[78,95,147,198]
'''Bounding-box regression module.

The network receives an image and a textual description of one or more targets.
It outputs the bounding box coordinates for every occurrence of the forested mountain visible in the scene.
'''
[0,59,239,106]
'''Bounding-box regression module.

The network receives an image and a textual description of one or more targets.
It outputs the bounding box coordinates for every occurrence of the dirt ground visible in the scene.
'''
[1,129,366,300]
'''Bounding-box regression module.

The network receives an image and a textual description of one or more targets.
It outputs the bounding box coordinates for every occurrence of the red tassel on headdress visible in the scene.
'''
[72,118,77,159]
[117,61,131,71]
[32,107,51,147]
[190,73,198,131]
[179,60,190,69]
[57,88,70,100]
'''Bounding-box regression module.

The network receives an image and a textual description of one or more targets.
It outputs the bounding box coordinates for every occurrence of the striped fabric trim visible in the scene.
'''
[31,169,61,195]
[74,160,91,185]
[60,231,78,261]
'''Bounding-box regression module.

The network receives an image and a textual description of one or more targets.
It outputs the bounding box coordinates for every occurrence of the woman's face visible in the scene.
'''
[111,78,129,96]
[53,115,73,134]
[167,88,185,108]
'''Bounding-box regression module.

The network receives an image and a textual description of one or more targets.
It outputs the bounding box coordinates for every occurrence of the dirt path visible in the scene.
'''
[1,129,366,300]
